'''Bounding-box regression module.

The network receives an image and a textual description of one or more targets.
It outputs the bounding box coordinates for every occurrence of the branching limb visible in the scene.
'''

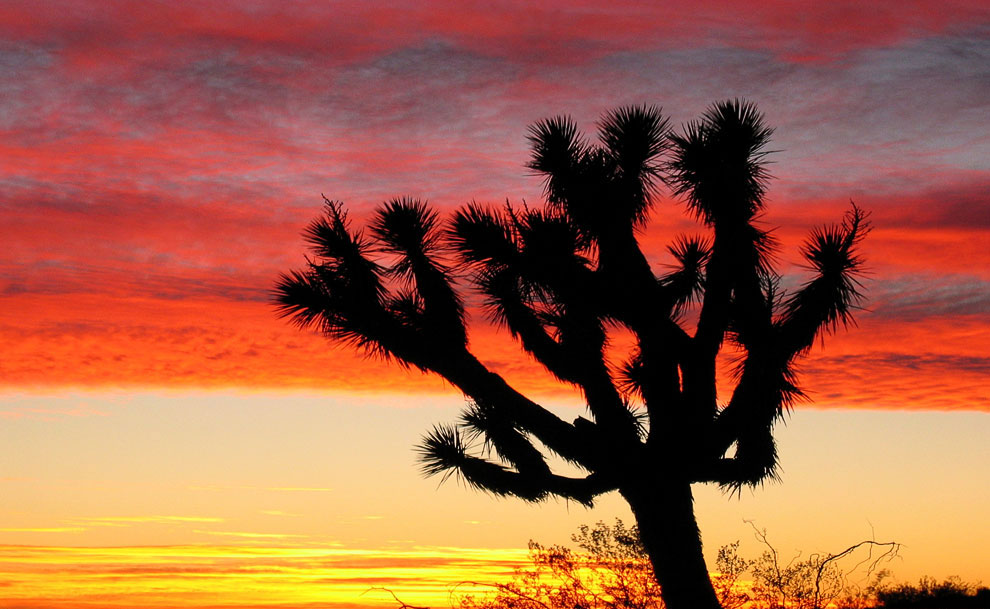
[461,400,552,477]
[371,197,466,346]
[433,350,589,466]
[457,205,638,442]
[708,207,868,485]
[778,203,871,356]
[706,347,801,484]
[815,538,900,609]
[273,199,425,366]
[277,200,588,466]
[746,520,900,609]
[417,424,615,506]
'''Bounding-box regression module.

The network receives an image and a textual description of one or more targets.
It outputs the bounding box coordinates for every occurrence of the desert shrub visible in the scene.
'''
[711,541,753,609]
[447,520,904,609]
[878,576,990,608]
[456,520,752,609]
[747,523,899,609]
[456,520,663,609]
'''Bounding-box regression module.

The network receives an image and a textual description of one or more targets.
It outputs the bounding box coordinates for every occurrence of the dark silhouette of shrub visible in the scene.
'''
[455,520,748,609]
[448,520,898,609]
[879,577,990,609]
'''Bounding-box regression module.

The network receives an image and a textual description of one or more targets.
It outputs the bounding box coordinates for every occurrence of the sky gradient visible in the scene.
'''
[1,2,989,607]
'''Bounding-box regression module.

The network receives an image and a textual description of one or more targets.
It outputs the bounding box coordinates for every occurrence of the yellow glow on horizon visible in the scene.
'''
[2,390,988,605]
[0,544,529,608]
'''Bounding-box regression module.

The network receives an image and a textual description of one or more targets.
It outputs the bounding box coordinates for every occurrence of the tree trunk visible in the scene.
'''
[621,481,722,609]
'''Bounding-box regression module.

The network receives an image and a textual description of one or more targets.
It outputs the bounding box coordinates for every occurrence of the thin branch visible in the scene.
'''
[363,586,430,609]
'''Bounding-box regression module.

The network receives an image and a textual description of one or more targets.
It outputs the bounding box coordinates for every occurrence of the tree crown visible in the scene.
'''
[275,100,869,501]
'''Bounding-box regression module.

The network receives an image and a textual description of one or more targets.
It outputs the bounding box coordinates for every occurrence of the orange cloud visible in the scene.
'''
[1,279,985,412]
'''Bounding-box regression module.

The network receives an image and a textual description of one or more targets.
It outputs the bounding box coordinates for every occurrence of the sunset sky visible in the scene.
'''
[1,2,988,607]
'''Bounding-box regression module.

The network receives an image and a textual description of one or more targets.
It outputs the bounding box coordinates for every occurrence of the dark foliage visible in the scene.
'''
[455,520,750,609]
[450,520,903,609]
[879,577,990,609]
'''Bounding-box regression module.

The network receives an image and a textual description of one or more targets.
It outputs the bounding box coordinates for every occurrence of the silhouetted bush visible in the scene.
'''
[450,520,904,609]
[746,523,898,609]
[878,577,990,608]
[455,520,748,609]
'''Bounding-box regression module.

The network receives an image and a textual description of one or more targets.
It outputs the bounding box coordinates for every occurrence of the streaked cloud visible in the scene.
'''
[193,530,306,539]
[0,0,987,414]
[0,527,85,533]
[189,484,334,493]
[73,516,225,526]
[267,487,334,492]
[0,543,528,608]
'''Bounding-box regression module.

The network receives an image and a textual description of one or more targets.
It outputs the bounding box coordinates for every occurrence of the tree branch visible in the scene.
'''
[418,425,615,505]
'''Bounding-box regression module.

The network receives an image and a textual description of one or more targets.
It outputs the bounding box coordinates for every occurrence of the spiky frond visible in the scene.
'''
[477,268,586,386]
[456,204,594,350]
[515,207,589,262]
[728,271,780,350]
[707,344,807,491]
[370,197,466,344]
[512,207,593,294]
[298,200,385,296]
[448,203,518,269]
[273,269,334,331]
[617,350,646,398]
[600,105,669,174]
[803,203,869,284]
[599,105,670,225]
[779,204,870,353]
[668,100,774,225]
[527,115,585,198]
[711,367,801,493]
[370,197,442,272]
[528,116,620,239]
[476,266,522,326]
[461,401,552,476]
[273,202,396,357]
[418,424,469,480]
[384,289,426,332]
[717,430,781,494]
[661,235,711,312]
[416,425,553,503]
[736,222,779,278]
[303,200,374,264]
[692,218,778,357]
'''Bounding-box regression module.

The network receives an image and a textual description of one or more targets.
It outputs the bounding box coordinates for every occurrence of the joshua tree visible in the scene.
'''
[275,100,869,609]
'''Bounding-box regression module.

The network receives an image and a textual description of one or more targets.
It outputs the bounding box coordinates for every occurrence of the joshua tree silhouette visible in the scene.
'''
[275,100,868,609]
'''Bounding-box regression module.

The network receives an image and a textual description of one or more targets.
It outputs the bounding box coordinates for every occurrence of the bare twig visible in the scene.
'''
[363,586,430,609]
[745,519,900,609]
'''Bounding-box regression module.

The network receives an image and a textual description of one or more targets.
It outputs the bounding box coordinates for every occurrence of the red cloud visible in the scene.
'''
[3,1,985,64]
[1,1,987,412]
